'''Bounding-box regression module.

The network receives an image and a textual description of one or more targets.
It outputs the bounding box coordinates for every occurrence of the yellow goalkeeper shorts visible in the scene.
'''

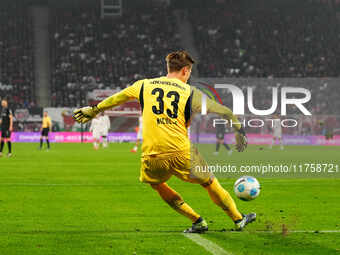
[139,148,213,185]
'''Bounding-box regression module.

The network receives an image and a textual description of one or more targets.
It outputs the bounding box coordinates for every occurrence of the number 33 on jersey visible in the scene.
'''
[123,77,192,156]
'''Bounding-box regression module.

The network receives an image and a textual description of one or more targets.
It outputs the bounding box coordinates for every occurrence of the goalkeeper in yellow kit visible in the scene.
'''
[73,51,255,233]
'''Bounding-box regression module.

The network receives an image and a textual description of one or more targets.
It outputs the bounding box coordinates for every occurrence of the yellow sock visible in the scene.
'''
[152,183,200,222]
[205,178,242,222]
[175,202,200,222]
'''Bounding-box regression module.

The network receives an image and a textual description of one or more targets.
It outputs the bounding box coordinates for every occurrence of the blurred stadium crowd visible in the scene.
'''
[0,1,35,109]
[50,2,180,107]
[1,0,340,120]
[192,3,340,78]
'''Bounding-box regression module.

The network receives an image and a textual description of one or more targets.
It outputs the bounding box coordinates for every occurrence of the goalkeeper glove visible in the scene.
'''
[235,127,247,152]
[73,105,101,124]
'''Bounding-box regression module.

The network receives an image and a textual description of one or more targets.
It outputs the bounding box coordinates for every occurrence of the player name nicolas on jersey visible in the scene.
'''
[157,117,178,125]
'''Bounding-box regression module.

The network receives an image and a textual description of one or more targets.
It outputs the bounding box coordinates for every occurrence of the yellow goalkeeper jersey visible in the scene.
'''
[124,77,191,156]
[97,76,241,156]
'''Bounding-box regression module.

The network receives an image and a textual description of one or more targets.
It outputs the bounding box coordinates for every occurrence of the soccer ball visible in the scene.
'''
[234,176,260,201]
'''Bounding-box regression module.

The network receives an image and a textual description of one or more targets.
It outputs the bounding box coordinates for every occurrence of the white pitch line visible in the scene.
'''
[183,233,232,255]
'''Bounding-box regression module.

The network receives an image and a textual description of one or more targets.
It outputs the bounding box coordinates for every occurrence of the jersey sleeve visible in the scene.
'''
[191,87,242,131]
[97,80,144,111]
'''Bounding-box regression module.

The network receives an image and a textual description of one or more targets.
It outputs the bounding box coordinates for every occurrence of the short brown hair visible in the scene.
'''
[166,50,195,72]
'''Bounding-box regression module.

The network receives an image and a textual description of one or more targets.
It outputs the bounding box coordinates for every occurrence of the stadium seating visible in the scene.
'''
[190,2,340,78]
[1,0,339,122]
[50,2,180,107]
[189,1,340,131]
[0,1,34,109]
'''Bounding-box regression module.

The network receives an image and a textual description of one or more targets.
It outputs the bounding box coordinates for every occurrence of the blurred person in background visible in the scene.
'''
[39,111,52,150]
[99,112,110,148]
[131,113,142,153]
[0,99,13,157]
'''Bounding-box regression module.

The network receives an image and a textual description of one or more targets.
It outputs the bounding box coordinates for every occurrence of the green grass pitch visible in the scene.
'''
[0,143,339,255]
